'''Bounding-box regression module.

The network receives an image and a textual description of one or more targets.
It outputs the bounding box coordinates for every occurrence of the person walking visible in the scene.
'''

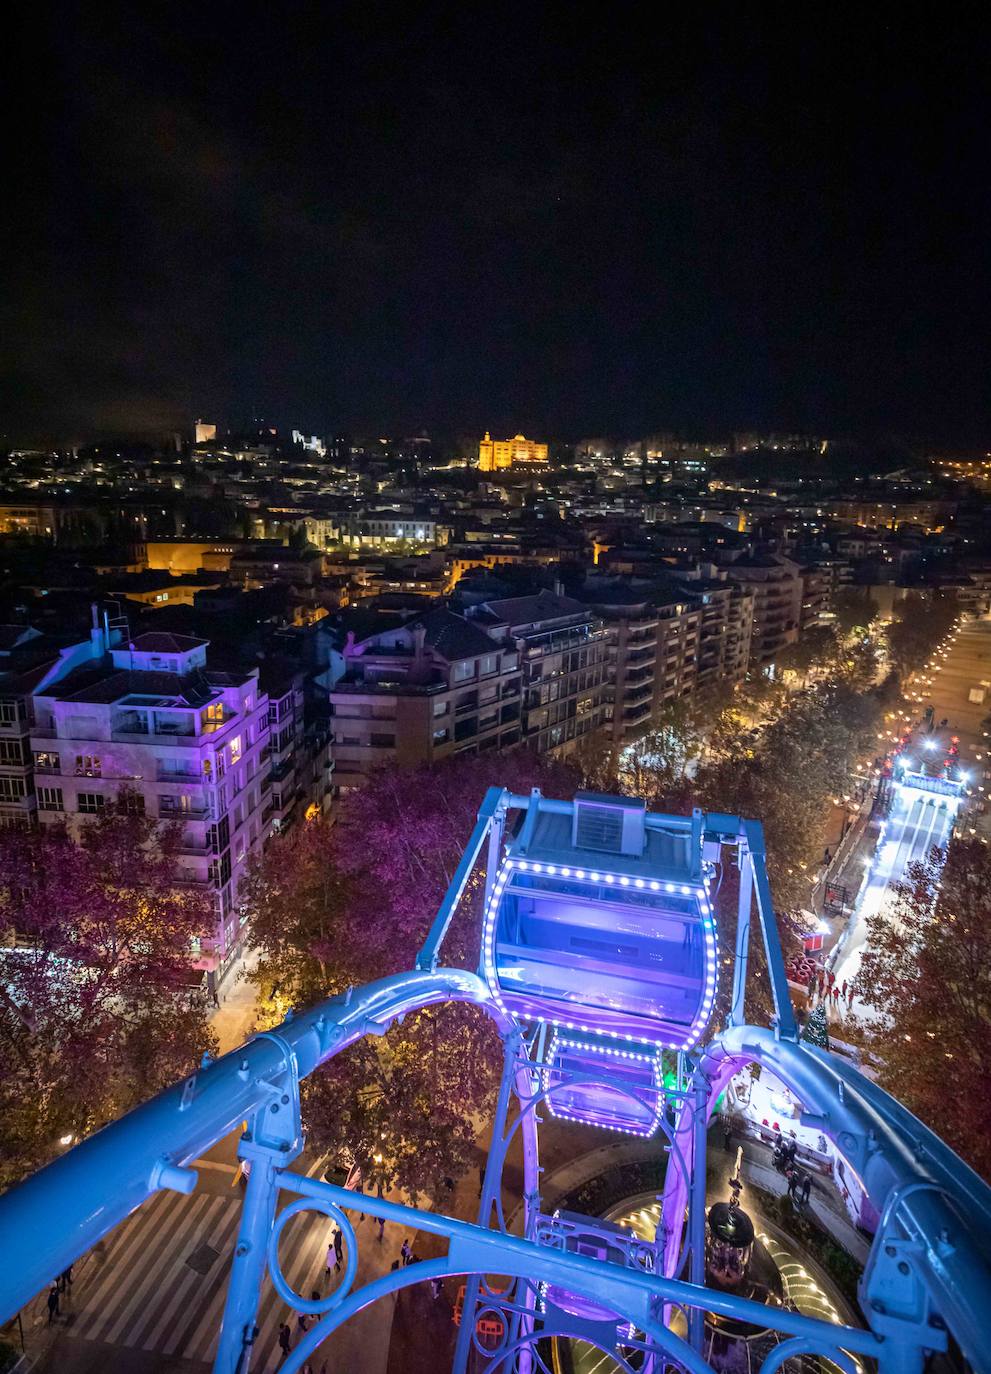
[325,1242,336,1286]
[847,984,855,1010]
[786,1168,798,1200]
[333,1226,344,1272]
[817,971,825,999]
[840,979,848,1001]
[377,1215,385,1243]
[400,1238,413,1267]
[278,1323,292,1359]
[831,985,840,1008]
[296,1311,310,1339]
[800,1173,812,1205]
[47,1282,60,1323]
[806,973,816,1003]
[826,969,835,993]
[431,1277,444,1300]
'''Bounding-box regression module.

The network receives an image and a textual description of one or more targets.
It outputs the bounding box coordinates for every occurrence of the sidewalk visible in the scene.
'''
[207,950,262,1054]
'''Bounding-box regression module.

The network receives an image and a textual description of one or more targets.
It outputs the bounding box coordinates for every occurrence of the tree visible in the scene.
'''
[801,1004,830,1050]
[246,750,580,1200]
[776,625,840,684]
[885,592,960,675]
[854,839,991,1179]
[0,796,216,1187]
[832,588,879,640]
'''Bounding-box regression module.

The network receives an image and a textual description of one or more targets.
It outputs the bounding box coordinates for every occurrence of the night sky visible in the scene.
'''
[5,7,990,445]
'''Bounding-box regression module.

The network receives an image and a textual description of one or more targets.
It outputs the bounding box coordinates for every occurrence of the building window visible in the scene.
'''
[0,740,25,765]
[230,735,243,764]
[0,702,18,725]
[204,701,225,724]
[480,653,498,676]
[75,754,102,777]
[433,699,448,717]
[0,776,26,801]
[38,786,63,811]
[453,660,476,682]
[78,792,105,814]
[433,727,449,743]
[33,750,59,772]
[119,793,145,816]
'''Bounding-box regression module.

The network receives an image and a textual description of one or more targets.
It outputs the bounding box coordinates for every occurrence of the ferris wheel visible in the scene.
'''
[0,788,989,1374]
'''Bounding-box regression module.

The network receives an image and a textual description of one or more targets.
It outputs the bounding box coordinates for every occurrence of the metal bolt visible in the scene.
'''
[271,1103,280,1114]
[885,1244,896,1257]
[898,1261,910,1275]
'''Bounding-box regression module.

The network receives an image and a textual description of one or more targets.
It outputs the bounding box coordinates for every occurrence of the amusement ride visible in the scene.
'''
[0,787,989,1374]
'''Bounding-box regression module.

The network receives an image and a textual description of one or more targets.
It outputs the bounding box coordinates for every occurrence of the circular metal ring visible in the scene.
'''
[267,1196,358,1314]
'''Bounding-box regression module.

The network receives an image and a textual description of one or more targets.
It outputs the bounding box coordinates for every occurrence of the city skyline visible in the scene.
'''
[4,8,991,446]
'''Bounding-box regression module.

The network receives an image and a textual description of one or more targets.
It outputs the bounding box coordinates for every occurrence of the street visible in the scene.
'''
[829,789,955,1009]
[829,613,990,1014]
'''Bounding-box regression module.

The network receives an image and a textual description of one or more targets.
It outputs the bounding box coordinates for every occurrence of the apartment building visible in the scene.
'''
[0,627,47,828]
[260,661,334,825]
[470,591,609,755]
[30,630,271,989]
[674,569,755,691]
[725,554,803,663]
[582,584,701,743]
[330,609,523,783]
[799,563,833,632]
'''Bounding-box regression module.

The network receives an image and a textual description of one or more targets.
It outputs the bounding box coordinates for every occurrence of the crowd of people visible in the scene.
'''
[806,966,855,1014]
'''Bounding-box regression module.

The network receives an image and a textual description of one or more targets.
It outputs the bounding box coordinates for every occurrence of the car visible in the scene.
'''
[321,1154,362,1191]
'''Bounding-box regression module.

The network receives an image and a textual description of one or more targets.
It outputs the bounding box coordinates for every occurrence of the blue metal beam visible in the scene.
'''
[0,969,502,1318]
[415,786,508,971]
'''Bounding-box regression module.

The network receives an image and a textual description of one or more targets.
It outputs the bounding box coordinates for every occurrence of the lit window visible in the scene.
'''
[230,736,242,764]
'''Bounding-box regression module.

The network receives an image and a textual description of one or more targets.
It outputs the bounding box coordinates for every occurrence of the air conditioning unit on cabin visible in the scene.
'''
[572,792,646,857]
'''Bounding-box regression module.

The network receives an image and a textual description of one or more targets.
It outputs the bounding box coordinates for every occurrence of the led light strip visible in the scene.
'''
[481,855,720,1052]
[541,1031,668,1137]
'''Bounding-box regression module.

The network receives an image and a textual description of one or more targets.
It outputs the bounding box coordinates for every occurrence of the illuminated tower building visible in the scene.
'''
[478,432,549,471]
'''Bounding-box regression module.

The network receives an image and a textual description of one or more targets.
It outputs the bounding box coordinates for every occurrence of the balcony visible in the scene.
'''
[179,835,211,854]
[160,804,209,821]
[157,763,201,782]
[626,674,654,699]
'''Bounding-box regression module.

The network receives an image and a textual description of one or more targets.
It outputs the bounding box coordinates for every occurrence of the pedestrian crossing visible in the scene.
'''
[65,1155,347,1367]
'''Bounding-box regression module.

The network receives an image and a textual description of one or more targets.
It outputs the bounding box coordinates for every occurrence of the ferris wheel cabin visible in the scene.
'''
[481,793,719,1052]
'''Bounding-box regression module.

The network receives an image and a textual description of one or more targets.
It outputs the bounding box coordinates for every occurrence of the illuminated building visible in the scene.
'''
[478,431,549,471]
[194,420,217,444]
[30,627,271,989]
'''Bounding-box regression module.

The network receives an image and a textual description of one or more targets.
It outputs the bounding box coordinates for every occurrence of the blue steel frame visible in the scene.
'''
[0,790,988,1374]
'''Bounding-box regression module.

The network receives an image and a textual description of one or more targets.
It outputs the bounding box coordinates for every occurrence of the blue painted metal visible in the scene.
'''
[416,785,509,971]
[661,1024,991,1372]
[729,836,753,1026]
[274,1173,884,1374]
[0,789,989,1374]
[741,819,798,1040]
[0,968,501,1316]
